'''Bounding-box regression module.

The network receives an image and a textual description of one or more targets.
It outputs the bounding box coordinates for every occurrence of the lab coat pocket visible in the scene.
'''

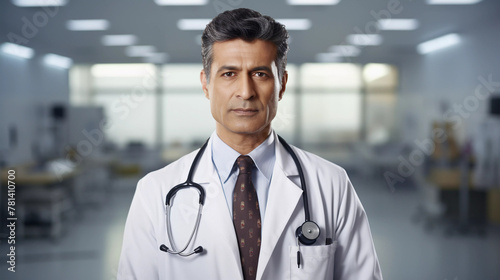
[289,242,337,280]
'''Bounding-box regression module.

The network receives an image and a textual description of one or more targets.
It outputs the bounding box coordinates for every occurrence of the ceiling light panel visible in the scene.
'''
[287,0,340,5]
[43,53,73,69]
[0,42,34,59]
[66,20,109,31]
[316,53,342,62]
[276,19,312,30]
[12,0,67,6]
[378,19,419,30]
[427,0,481,4]
[126,45,156,57]
[346,34,383,46]
[155,0,208,5]
[177,19,211,30]
[102,35,137,46]
[417,33,461,54]
[329,45,361,57]
[178,18,311,31]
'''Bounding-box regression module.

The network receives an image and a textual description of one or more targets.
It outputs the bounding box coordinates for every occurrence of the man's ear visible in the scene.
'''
[200,70,209,99]
[278,71,288,101]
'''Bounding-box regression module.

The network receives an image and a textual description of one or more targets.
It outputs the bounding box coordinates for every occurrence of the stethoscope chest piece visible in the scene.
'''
[296,221,320,245]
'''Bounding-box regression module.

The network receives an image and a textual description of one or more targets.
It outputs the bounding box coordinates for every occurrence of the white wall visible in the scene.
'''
[395,18,500,145]
[0,53,69,165]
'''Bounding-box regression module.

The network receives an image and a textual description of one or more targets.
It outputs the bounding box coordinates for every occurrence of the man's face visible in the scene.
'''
[201,39,287,139]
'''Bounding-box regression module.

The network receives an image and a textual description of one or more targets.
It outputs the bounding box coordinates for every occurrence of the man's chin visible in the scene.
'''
[218,123,271,136]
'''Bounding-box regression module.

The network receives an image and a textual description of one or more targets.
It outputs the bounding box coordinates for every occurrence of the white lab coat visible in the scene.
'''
[118,132,383,280]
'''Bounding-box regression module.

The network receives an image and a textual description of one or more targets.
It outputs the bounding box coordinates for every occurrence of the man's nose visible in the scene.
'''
[237,74,256,100]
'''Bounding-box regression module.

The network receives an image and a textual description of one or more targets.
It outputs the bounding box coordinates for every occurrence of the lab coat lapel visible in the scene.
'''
[192,137,242,276]
[257,136,303,280]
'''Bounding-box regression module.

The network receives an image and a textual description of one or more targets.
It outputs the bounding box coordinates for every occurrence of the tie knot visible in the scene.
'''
[236,155,254,174]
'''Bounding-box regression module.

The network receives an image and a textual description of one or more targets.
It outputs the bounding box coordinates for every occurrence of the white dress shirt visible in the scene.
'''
[211,130,276,221]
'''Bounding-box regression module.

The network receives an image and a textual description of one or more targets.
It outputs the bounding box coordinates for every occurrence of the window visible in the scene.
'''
[300,63,363,146]
[363,64,398,145]
[71,64,157,147]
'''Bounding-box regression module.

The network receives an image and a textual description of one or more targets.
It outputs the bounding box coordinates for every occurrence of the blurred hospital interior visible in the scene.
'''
[1,0,500,279]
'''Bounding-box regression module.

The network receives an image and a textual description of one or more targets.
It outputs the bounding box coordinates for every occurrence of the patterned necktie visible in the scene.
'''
[233,155,261,280]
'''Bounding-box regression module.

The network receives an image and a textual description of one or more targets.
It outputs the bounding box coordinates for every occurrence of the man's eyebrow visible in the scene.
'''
[216,65,240,73]
[251,66,272,73]
[215,65,273,74]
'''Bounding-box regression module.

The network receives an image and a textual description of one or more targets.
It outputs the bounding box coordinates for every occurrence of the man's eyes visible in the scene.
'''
[220,71,269,78]
[222,72,236,77]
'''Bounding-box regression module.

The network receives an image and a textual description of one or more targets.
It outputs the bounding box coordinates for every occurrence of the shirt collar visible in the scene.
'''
[211,130,276,184]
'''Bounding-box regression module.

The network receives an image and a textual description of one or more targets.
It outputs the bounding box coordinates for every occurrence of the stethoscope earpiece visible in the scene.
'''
[159,244,169,252]
[193,246,204,254]
[160,244,204,256]
[296,221,320,245]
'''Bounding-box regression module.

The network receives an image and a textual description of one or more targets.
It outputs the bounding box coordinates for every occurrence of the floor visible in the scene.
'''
[1,174,499,280]
[352,175,500,280]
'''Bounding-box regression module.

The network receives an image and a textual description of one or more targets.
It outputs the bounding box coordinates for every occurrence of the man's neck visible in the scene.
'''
[215,126,271,155]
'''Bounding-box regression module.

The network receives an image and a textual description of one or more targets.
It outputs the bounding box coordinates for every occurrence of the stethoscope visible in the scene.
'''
[159,135,320,259]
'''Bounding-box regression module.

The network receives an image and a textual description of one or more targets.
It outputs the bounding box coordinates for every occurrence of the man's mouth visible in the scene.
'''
[232,108,259,115]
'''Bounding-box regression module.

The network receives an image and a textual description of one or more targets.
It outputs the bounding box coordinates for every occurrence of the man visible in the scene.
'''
[118,8,383,280]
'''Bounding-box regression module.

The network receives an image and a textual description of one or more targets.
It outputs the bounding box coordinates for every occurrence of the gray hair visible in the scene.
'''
[201,8,289,83]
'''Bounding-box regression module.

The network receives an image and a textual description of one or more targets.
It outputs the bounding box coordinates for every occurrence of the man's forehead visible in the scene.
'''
[211,39,277,69]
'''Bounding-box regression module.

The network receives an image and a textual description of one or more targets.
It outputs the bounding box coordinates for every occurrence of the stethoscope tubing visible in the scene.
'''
[166,203,204,256]
[277,135,311,222]
[161,135,319,257]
